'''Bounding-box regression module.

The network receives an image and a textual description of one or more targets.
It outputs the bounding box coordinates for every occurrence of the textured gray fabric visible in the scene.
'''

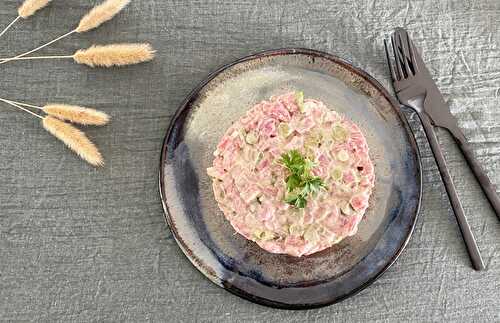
[0,0,499,322]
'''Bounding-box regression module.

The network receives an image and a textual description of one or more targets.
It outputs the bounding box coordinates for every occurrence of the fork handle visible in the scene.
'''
[446,128,500,221]
[419,112,485,271]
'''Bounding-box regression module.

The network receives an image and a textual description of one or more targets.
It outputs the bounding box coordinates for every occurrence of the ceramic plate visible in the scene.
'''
[159,48,422,309]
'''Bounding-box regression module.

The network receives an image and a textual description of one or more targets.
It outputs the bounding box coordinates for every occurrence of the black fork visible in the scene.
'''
[384,29,485,271]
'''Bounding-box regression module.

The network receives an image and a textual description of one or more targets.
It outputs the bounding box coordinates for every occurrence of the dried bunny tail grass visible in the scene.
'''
[0,0,130,64]
[0,16,21,39]
[76,0,131,33]
[0,43,156,67]
[0,97,43,118]
[18,0,52,18]
[0,30,75,65]
[0,0,50,38]
[43,104,110,126]
[42,116,104,166]
[73,43,155,67]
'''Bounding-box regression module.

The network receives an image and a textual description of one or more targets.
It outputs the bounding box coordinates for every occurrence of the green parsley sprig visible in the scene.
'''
[280,150,326,208]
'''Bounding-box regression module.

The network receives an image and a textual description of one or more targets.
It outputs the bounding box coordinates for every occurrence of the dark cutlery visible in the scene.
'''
[384,28,487,271]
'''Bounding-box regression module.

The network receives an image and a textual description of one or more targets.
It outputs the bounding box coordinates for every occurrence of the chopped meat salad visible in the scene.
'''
[207,92,375,256]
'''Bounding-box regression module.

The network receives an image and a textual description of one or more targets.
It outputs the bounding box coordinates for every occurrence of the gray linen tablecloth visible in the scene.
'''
[1,0,499,321]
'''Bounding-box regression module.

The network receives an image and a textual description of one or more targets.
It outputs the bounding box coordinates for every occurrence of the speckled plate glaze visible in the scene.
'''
[159,48,422,309]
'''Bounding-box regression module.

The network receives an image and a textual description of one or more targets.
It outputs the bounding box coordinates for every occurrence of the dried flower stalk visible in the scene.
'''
[43,104,110,125]
[42,116,104,166]
[0,99,104,166]
[76,0,131,33]
[0,0,52,39]
[74,43,155,67]
[0,97,43,119]
[2,98,110,126]
[0,43,156,68]
[0,0,131,65]
[18,0,52,18]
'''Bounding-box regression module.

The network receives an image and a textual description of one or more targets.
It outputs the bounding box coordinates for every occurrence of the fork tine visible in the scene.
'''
[384,39,397,81]
[395,32,411,77]
[390,35,403,80]
[406,33,419,74]
[395,29,414,76]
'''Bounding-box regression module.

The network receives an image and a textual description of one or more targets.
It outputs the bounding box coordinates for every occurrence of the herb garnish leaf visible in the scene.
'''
[279,149,326,208]
[295,91,305,112]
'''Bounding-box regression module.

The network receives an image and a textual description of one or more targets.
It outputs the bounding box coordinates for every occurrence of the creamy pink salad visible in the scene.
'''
[207,92,375,257]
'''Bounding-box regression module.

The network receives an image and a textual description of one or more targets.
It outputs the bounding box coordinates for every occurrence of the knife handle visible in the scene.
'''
[418,113,485,271]
[447,127,500,221]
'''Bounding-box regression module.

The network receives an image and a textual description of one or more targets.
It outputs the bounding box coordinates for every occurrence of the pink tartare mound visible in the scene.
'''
[207,92,375,257]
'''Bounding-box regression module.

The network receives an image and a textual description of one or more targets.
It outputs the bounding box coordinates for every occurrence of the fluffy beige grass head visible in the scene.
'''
[73,43,155,67]
[76,0,131,33]
[42,116,104,166]
[43,104,110,126]
[18,0,52,18]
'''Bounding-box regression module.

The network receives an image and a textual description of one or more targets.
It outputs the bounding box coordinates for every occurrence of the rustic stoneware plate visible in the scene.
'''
[159,48,422,309]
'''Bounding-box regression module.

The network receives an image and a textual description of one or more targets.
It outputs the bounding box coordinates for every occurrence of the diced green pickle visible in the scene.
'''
[252,230,262,240]
[332,124,349,142]
[340,202,354,216]
[295,91,305,112]
[262,231,275,241]
[278,122,291,138]
[238,129,247,141]
[255,152,263,165]
[305,130,322,147]
[254,229,274,241]
[331,167,343,181]
[302,146,316,160]
[337,150,350,162]
[289,224,304,236]
[304,226,320,243]
[245,131,259,144]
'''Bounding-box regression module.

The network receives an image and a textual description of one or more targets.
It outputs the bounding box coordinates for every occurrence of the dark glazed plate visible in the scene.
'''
[159,48,422,309]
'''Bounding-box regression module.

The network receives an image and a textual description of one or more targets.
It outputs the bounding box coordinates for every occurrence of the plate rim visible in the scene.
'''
[158,47,423,309]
